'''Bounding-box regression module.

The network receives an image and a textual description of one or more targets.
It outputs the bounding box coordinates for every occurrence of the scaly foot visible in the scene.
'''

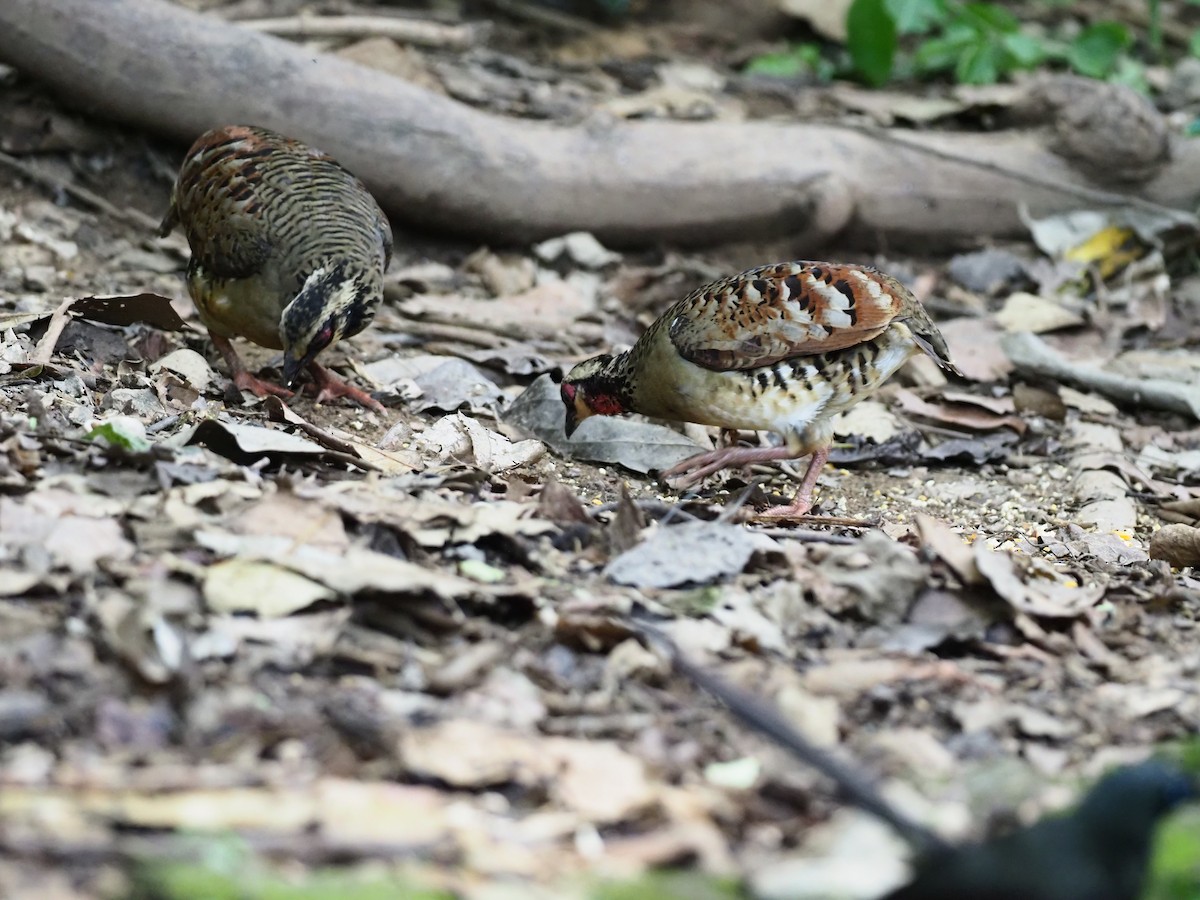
[307,362,385,412]
[231,369,293,399]
[661,445,794,488]
[211,333,293,399]
[754,446,829,519]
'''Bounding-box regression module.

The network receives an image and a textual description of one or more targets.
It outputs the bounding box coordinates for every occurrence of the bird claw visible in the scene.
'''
[754,499,815,520]
[306,363,385,413]
[661,445,794,487]
[231,371,294,399]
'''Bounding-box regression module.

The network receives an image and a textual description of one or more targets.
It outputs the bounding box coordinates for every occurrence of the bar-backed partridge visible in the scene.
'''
[560,261,959,517]
[159,125,392,411]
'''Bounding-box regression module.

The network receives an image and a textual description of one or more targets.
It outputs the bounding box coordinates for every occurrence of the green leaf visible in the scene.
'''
[84,420,152,454]
[955,40,1002,84]
[913,30,973,74]
[1067,21,1132,78]
[1143,807,1200,900]
[883,0,947,34]
[743,43,832,80]
[1108,55,1150,94]
[957,2,1020,33]
[1190,27,1200,59]
[847,0,898,86]
[1001,32,1045,68]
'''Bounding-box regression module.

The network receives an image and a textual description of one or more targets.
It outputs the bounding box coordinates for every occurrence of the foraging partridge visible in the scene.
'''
[560,261,959,517]
[159,125,392,411]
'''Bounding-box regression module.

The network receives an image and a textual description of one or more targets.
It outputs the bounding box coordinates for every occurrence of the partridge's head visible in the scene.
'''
[560,354,632,437]
[280,263,376,389]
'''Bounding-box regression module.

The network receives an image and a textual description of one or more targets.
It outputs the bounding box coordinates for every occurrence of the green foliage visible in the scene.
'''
[847,0,898,86]
[1143,807,1200,900]
[861,1,1044,84]
[885,0,948,35]
[1066,22,1134,79]
[742,42,836,81]
[132,858,453,900]
[743,0,1200,94]
[592,871,743,900]
[84,420,152,454]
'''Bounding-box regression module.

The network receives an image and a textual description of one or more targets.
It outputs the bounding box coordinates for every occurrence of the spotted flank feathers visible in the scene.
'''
[559,260,959,516]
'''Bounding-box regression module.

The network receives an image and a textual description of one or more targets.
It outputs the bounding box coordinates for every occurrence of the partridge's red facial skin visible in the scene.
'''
[159,124,392,411]
[559,260,960,518]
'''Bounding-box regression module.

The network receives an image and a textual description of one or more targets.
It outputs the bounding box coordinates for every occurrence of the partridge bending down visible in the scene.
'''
[159,125,392,411]
[560,261,959,517]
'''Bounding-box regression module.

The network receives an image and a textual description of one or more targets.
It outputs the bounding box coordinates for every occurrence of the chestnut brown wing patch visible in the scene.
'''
[667,262,908,372]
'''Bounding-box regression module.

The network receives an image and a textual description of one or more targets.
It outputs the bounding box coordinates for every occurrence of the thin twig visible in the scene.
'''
[631,616,952,858]
[716,479,765,523]
[236,14,483,49]
[0,150,162,231]
[749,527,858,544]
[487,0,601,34]
[31,297,74,365]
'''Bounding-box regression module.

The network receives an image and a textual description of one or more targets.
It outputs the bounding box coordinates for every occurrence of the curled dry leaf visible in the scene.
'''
[973,541,1104,618]
[812,531,927,623]
[895,390,1027,434]
[916,514,982,585]
[150,348,216,391]
[1149,524,1200,567]
[536,476,592,526]
[416,412,544,473]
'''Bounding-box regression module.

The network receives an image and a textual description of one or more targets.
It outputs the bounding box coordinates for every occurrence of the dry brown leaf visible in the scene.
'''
[230,489,349,549]
[916,514,982,585]
[203,559,336,617]
[400,719,655,823]
[0,494,133,575]
[973,542,1103,618]
[417,412,544,472]
[536,476,592,526]
[401,279,594,337]
[895,390,1027,434]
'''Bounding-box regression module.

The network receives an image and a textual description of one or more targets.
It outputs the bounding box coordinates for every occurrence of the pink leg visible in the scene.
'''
[661,445,795,488]
[307,362,385,412]
[758,446,830,519]
[211,333,293,399]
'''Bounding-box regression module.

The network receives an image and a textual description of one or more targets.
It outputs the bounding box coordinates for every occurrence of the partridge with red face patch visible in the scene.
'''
[560,261,959,517]
[159,125,391,410]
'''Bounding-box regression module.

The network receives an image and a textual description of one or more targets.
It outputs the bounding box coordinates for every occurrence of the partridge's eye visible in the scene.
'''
[561,383,576,402]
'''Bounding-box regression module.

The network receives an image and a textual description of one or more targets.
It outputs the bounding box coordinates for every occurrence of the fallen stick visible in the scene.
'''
[1002,331,1200,420]
[1,0,1198,248]
[235,14,483,49]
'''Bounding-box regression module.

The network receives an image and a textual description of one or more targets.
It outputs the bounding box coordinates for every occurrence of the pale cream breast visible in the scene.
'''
[632,320,921,444]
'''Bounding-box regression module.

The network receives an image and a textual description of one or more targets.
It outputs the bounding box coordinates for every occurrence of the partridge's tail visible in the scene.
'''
[902,307,961,378]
